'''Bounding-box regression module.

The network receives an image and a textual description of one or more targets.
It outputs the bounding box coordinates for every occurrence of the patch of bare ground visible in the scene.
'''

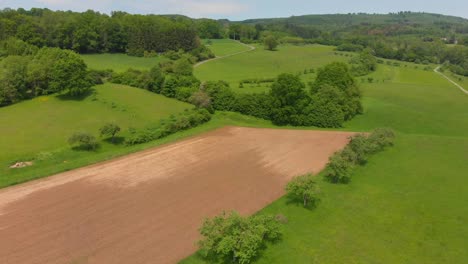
[0,126,355,264]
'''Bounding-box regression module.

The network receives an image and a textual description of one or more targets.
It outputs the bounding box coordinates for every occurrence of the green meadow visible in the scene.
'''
[203,39,252,57]
[2,43,468,263]
[195,44,348,93]
[182,50,468,263]
[0,83,191,187]
[82,53,167,72]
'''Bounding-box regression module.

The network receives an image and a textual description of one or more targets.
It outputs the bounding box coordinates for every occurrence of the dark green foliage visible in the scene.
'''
[99,123,121,143]
[234,93,274,120]
[312,62,362,121]
[0,9,201,55]
[0,56,30,106]
[270,73,309,125]
[286,174,320,207]
[325,128,396,184]
[350,48,378,76]
[264,35,279,51]
[1,46,92,106]
[0,37,38,57]
[198,211,282,264]
[204,81,237,111]
[125,109,211,146]
[68,132,99,150]
[190,45,216,62]
[306,85,345,128]
[337,43,364,52]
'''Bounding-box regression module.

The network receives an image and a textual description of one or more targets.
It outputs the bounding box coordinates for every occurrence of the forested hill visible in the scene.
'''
[242,12,468,28]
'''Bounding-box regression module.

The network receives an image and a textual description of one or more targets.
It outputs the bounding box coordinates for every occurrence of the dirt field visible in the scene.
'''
[0,127,355,264]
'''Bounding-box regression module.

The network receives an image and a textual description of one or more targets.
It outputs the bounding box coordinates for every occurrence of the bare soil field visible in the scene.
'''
[0,127,355,264]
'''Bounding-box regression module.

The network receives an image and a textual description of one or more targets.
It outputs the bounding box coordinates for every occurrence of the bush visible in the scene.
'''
[286,174,320,207]
[367,128,396,153]
[198,211,282,264]
[68,132,98,150]
[99,123,121,143]
[125,109,212,146]
[324,152,354,183]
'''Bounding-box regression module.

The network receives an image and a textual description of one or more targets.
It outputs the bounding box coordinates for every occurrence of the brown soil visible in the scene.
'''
[0,127,355,264]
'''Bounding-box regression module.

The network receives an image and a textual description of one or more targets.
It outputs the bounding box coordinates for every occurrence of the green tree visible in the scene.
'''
[198,211,282,264]
[0,56,30,106]
[189,90,212,111]
[286,174,320,207]
[325,151,354,183]
[99,123,121,143]
[68,132,99,150]
[264,35,278,51]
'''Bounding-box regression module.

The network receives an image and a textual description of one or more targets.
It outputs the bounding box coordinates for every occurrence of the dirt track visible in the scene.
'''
[0,127,355,264]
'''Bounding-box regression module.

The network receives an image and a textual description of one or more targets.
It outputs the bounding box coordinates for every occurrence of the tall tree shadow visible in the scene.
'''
[56,88,96,101]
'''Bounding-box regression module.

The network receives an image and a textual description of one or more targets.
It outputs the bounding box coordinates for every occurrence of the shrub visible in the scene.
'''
[99,123,121,143]
[286,174,320,207]
[367,128,396,153]
[198,211,282,264]
[125,109,212,146]
[68,132,99,150]
[324,151,354,183]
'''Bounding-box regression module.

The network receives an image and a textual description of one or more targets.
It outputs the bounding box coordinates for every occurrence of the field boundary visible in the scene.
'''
[434,66,468,95]
[194,40,256,68]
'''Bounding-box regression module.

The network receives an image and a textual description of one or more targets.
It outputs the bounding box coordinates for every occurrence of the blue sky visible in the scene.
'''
[1,0,467,20]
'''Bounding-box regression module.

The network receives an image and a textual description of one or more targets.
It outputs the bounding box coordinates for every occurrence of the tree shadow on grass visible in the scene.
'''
[103,136,125,145]
[56,88,96,101]
[285,195,320,210]
[70,144,101,152]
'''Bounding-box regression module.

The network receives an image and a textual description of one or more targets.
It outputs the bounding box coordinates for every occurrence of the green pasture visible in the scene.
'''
[82,53,167,72]
[0,83,190,186]
[2,43,468,263]
[182,53,468,263]
[195,44,348,93]
[203,39,252,57]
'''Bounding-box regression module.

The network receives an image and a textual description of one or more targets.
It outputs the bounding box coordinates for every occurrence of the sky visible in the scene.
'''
[1,0,467,20]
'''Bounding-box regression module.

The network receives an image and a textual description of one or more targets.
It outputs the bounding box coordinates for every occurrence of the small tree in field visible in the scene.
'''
[324,152,354,183]
[198,211,282,264]
[264,35,278,51]
[99,123,121,143]
[286,174,320,207]
[68,132,98,150]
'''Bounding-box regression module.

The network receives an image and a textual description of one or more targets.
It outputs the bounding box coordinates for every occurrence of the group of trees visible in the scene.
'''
[0,38,93,106]
[191,62,362,128]
[68,122,121,150]
[0,8,202,56]
[325,128,396,183]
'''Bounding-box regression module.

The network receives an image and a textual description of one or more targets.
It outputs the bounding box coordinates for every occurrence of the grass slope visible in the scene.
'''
[203,39,251,57]
[82,53,167,72]
[195,44,347,93]
[0,83,190,187]
[182,55,468,263]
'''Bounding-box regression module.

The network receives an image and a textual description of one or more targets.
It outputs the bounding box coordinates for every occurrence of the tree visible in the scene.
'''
[270,73,309,125]
[68,132,99,150]
[264,35,278,51]
[0,56,30,106]
[99,123,121,143]
[189,90,212,111]
[324,151,354,183]
[286,174,320,207]
[198,211,282,264]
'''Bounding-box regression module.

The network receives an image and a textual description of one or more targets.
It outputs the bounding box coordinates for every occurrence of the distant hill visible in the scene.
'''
[241,12,468,27]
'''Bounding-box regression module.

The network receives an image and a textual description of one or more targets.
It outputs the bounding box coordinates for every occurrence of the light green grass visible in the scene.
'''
[81,53,167,72]
[195,44,347,93]
[182,55,468,263]
[203,39,251,57]
[0,83,191,186]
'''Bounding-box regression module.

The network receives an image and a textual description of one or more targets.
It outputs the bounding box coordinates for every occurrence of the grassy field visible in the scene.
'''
[82,53,167,72]
[182,55,468,263]
[2,43,468,263]
[0,83,191,187]
[203,39,251,57]
[195,44,348,93]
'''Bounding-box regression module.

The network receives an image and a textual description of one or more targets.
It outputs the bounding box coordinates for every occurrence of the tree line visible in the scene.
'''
[0,38,93,106]
[0,8,204,56]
